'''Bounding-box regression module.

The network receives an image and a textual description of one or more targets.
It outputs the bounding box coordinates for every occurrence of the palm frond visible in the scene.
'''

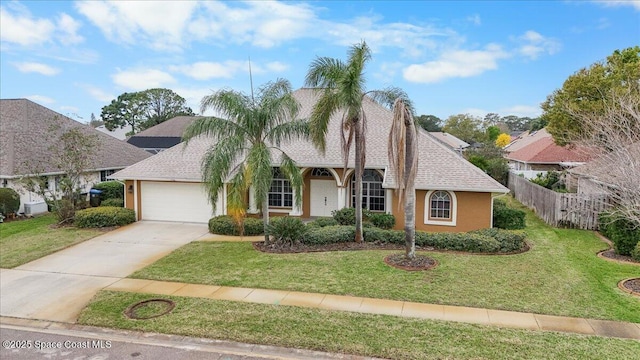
[200,135,246,211]
[366,87,413,112]
[305,57,346,88]
[309,91,341,153]
[388,98,418,205]
[182,116,244,144]
[267,120,310,147]
[245,143,273,211]
[200,88,252,119]
[278,153,304,208]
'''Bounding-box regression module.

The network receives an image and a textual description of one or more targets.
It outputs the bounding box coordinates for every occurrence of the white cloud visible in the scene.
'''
[467,14,481,25]
[76,0,456,57]
[77,84,115,102]
[592,0,640,11]
[112,69,176,90]
[0,5,55,45]
[56,13,83,45]
[265,61,289,73]
[499,105,542,118]
[76,0,200,51]
[26,95,55,104]
[170,61,247,80]
[172,87,219,115]
[515,30,561,60]
[0,4,83,47]
[403,44,509,83]
[14,62,60,76]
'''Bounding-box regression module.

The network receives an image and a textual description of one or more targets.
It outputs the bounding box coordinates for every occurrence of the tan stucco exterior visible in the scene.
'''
[393,190,492,232]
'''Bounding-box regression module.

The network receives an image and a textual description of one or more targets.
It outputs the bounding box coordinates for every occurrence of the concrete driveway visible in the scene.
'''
[0,221,209,323]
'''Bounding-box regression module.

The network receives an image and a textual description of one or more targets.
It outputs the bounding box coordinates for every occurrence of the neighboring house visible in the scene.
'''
[126,116,202,154]
[505,128,592,179]
[0,99,152,214]
[95,124,129,140]
[567,141,640,196]
[112,89,508,232]
[504,128,549,154]
[428,132,470,155]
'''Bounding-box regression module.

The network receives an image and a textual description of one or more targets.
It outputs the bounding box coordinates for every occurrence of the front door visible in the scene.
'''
[310,180,338,217]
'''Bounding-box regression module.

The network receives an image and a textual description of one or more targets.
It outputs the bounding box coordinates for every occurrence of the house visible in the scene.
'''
[427,132,469,154]
[95,124,129,140]
[0,99,151,214]
[505,128,592,179]
[126,116,201,153]
[111,89,509,232]
[567,141,640,196]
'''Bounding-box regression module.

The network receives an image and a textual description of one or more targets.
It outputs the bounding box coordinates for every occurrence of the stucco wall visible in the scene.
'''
[393,190,492,232]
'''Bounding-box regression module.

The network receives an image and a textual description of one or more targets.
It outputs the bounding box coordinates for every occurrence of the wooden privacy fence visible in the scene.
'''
[508,172,612,230]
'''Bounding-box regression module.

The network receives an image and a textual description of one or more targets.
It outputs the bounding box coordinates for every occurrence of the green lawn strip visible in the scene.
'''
[79,291,640,360]
[0,214,103,268]
[130,198,640,322]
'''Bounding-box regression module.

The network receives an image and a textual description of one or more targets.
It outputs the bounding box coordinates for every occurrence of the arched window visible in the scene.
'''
[424,190,457,226]
[268,168,292,207]
[430,191,451,219]
[311,168,332,177]
[351,169,385,212]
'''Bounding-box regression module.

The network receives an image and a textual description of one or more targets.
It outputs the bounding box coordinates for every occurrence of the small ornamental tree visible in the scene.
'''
[495,133,511,148]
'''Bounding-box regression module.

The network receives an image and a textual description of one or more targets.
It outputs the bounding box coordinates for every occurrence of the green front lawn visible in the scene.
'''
[0,214,103,268]
[130,200,640,322]
[79,291,640,360]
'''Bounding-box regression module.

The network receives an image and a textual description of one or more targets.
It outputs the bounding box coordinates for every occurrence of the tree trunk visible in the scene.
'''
[354,122,364,243]
[262,200,270,244]
[404,124,417,259]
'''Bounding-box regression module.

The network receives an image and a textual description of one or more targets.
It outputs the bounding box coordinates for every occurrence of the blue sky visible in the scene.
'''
[1,1,638,124]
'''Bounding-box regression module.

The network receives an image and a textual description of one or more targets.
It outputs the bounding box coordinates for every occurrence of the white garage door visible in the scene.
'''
[141,181,221,223]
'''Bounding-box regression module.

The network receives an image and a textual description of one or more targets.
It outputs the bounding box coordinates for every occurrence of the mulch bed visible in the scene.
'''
[384,253,438,271]
[599,249,640,265]
[620,278,640,295]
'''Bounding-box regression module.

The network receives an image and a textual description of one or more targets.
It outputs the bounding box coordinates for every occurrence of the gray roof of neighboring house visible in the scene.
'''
[427,132,470,150]
[504,128,549,153]
[112,89,508,193]
[0,99,151,178]
[95,125,129,140]
[130,115,201,137]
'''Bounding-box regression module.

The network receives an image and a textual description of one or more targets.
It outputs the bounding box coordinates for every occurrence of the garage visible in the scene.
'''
[140,181,221,223]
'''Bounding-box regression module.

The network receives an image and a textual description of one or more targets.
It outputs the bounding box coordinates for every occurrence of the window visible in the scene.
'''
[424,190,457,226]
[351,169,385,212]
[311,168,332,177]
[100,170,116,182]
[430,191,451,219]
[268,168,292,207]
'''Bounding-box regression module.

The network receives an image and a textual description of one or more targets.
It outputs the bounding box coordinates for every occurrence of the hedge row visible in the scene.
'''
[632,242,640,262]
[0,188,20,216]
[93,181,124,200]
[100,198,124,207]
[302,225,525,253]
[208,215,264,236]
[493,199,526,230]
[599,212,640,256]
[74,207,135,228]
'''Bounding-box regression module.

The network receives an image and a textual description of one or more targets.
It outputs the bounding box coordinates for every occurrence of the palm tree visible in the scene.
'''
[183,79,308,243]
[305,41,410,242]
[388,99,418,259]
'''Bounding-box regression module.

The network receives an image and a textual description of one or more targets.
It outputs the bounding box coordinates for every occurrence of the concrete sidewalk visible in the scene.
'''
[104,278,640,340]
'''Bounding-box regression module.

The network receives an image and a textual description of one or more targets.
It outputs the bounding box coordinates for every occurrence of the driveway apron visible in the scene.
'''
[0,221,208,323]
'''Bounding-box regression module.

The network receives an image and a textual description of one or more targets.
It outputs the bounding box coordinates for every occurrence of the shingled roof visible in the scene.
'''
[0,99,151,178]
[112,89,508,193]
[506,136,592,164]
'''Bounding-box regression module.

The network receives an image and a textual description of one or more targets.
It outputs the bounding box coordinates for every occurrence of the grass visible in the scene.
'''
[0,214,103,268]
[79,291,640,360]
[130,198,640,322]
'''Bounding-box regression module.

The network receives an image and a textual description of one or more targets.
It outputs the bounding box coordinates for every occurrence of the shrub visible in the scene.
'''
[267,217,307,245]
[599,212,640,256]
[303,225,355,245]
[471,228,527,252]
[306,217,339,228]
[493,199,526,230]
[208,215,264,236]
[368,213,396,229]
[0,188,20,216]
[416,232,501,253]
[332,207,356,225]
[74,207,135,228]
[363,227,404,244]
[100,198,124,207]
[632,242,640,262]
[93,181,124,200]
